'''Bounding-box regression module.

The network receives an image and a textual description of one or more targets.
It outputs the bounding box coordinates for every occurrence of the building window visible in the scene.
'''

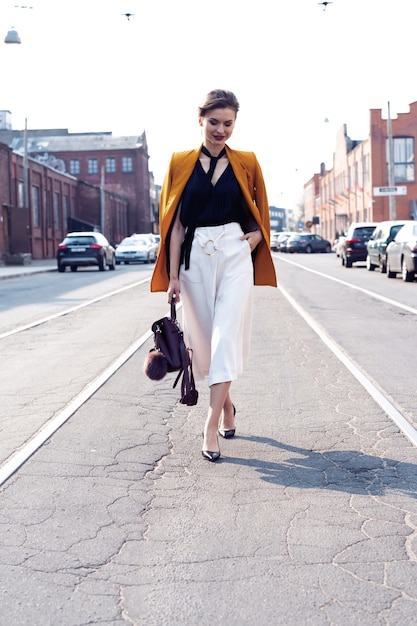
[18,181,24,207]
[53,192,60,230]
[32,186,40,228]
[363,154,369,185]
[45,190,52,228]
[69,159,80,175]
[88,158,98,174]
[387,137,415,183]
[63,196,69,229]
[106,157,116,173]
[355,161,361,191]
[122,157,133,173]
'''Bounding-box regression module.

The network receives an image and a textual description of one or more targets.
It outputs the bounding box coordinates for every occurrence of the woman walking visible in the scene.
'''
[151,89,277,461]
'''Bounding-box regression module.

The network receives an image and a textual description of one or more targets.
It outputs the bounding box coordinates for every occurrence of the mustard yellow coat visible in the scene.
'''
[150,145,277,292]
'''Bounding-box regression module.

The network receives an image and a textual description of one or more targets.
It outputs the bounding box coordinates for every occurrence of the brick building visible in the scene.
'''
[0,139,128,260]
[303,101,417,241]
[0,112,154,260]
[303,173,321,231]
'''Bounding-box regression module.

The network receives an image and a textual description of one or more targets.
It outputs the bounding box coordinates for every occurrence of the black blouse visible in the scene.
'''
[177,151,259,270]
[180,159,243,228]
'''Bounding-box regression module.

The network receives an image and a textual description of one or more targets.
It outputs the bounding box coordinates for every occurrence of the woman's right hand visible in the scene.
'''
[167,278,180,303]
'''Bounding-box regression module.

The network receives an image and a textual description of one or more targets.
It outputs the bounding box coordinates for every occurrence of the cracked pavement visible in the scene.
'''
[1,286,417,625]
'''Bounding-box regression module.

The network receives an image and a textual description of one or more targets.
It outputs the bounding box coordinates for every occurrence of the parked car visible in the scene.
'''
[57,232,116,272]
[285,233,332,254]
[270,231,280,251]
[366,220,414,273]
[131,233,159,258]
[386,221,417,282]
[115,235,157,264]
[333,234,346,257]
[271,230,294,252]
[276,232,293,251]
[340,222,377,267]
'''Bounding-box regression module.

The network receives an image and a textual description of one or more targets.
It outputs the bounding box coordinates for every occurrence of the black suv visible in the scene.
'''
[366,220,414,273]
[341,222,377,267]
[57,232,116,272]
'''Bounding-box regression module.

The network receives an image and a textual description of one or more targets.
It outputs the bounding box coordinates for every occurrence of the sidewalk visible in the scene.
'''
[0,259,56,280]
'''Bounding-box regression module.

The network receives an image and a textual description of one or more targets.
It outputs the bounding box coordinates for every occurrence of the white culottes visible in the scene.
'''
[179,222,254,387]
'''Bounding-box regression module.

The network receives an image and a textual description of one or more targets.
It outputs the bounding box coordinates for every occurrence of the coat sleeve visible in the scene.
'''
[238,152,276,287]
[159,159,175,233]
[252,157,277,287]
[253,156,271,238]
[150,156,176,292]
[150,150,198,292]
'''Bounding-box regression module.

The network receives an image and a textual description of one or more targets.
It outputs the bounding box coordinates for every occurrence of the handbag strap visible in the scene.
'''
[170,298,177,321]
[179,345,198,406]
[172,339,189,389]
[172,340,198,406]
[168,296,199,406]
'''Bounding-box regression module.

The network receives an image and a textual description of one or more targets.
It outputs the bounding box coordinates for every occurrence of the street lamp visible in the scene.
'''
[5,3,31,44]
[4,28,21,44]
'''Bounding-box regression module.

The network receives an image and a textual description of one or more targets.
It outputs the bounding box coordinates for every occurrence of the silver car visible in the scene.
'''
[115,236,157,264]
[386,222,417,282]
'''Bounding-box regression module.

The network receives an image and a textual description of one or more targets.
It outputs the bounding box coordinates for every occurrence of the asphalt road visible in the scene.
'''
[1,255,417,625]
[275,253,417,429]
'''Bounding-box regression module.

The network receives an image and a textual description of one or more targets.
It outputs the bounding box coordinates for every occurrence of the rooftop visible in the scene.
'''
[0,128,146,153]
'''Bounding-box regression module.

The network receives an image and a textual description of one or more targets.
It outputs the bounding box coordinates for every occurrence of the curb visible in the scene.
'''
[0,267,57,281]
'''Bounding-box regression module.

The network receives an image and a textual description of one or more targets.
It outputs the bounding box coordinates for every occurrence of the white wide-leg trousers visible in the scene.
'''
[179,222,254,387]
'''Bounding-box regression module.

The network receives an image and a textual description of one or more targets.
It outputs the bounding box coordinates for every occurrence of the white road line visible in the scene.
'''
[0,299,181,486]
[279,284,417,447]
[0,277,150,340]
[0,328,153,486]
[276,255,417,315]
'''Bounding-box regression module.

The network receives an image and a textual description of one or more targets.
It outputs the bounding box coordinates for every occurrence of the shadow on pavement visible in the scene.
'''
[224,435,417,498]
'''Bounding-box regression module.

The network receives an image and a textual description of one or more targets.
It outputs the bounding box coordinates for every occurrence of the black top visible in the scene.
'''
[172,147,259,270]
[180,152,243,228]
[179,148,247,269]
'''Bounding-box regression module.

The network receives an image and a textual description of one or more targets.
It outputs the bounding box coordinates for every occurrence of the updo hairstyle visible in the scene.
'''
[198,89,240,117]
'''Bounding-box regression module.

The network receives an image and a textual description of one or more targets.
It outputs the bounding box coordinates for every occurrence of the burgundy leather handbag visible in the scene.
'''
[143,299,198,406]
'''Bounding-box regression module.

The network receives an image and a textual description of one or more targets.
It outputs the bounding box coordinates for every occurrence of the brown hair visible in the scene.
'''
[198,89,240,117]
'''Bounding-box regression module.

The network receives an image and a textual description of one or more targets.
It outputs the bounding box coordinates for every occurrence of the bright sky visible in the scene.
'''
[1,0,416,212]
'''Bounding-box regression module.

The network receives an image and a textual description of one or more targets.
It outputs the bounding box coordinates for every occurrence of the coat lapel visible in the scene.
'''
[161,149,200,229]
[227,148,260,221]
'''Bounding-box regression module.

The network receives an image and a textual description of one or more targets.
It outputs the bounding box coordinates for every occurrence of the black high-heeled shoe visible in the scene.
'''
[201,448,221,462]
[202,434,220,462]
[218,405,236,439]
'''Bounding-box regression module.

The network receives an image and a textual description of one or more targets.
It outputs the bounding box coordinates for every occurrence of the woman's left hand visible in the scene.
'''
[240,229,263,252]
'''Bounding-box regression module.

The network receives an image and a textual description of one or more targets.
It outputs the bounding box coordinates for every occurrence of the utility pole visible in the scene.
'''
[23,118,28,208]
[387,102,396,220]
[100,165,105,233]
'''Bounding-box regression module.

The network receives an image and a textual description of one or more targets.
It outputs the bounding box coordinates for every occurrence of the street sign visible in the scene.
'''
[373,186,407,196]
